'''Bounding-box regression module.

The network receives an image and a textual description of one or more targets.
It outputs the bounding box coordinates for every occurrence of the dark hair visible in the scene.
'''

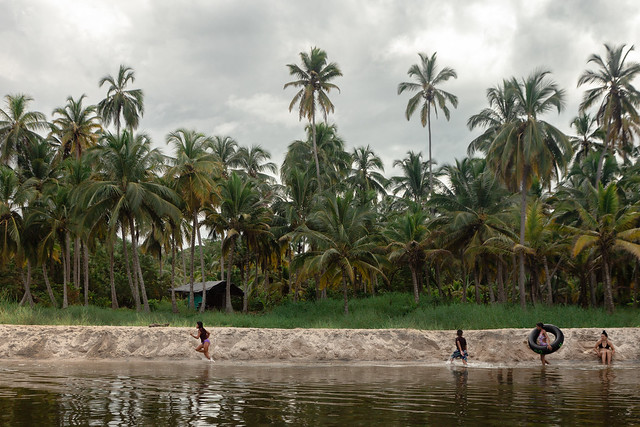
[602,330,608,337]
[457,329,463,336]
[197,321,203,329]
[536,322,544,328]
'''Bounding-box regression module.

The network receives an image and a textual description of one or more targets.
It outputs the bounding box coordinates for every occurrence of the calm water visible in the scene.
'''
[0,360,638,426]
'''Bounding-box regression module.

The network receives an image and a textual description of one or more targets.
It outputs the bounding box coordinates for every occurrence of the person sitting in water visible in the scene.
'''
[594,330,615,365]
[190,321,213,361]
[449,329,468,365]
[536,322,552,366]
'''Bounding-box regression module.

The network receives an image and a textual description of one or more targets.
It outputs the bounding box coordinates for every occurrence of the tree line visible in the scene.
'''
[1,43,640,315]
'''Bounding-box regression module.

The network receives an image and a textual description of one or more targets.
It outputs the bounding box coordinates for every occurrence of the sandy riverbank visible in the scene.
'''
[0,325,637,363]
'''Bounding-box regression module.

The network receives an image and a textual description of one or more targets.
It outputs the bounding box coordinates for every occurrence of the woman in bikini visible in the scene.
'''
[191,321,213,361]
[594,330,615,365]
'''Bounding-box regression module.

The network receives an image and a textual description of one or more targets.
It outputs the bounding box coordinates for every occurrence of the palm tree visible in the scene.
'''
[85,130,180,312]
[398,52,458,195]
[0,94,48,166]
[568,183,640,313]
[348,145,389,199]
[98,65,144,134]
[207,172,268,313]
[209,135,239,177]
[285,47,342,190]
[569,113,604,165]
[578,44,640,183]
[294,192,381,314]
[468,70,571,308]
[52,95,101,160]
[235,144,277,181]
[166,128,219,311]
[391,151,431,204]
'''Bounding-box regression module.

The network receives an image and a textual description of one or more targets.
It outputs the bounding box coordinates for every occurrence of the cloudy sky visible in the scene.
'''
[2,0,640,177]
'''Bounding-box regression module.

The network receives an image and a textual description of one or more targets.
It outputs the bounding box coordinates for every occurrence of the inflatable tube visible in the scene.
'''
[528,324,564,355]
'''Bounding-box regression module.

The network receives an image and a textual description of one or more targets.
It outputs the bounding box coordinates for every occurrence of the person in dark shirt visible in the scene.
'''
[190,321,213,361]
[594,330,615,365]
[449,329,468,365]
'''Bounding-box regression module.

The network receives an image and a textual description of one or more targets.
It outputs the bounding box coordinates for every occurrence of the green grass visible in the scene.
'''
[1,293,638,329]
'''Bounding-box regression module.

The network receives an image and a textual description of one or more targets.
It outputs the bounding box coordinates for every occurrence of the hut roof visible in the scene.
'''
[171,280,243,295]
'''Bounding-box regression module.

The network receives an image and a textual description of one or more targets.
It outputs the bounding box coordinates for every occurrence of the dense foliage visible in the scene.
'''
[2,45,640,317]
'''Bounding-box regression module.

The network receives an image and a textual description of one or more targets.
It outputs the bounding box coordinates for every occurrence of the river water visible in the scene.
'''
[0,360,638,426]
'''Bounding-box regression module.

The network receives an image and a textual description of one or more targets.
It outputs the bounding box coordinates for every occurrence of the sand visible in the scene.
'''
[0,325,636,364]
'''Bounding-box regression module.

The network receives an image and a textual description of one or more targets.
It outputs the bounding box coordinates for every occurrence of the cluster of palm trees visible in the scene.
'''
[2,43,640,316]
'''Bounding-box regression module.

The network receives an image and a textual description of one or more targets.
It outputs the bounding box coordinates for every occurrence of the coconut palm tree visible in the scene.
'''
[166,128,219,311]
[348,145,389,200]
[0,94,48,166]
[209,135,239,177]
[391,151,431,204]
[51,95,101,160]
[84,130,180,312]
[235,144,277,181]
[569,113,604,165]
[98,65,144,134]
[470,70,571,308]
[578,44,640,183]
[285,47,342,190]
[567,183,640,313]
[294,192,381,314]
[398,52,458,196]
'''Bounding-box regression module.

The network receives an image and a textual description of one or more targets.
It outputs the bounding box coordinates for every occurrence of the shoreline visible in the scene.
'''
[0,325,637,363]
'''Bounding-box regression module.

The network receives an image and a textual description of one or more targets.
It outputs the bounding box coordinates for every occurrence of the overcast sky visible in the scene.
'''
[2,0,640,177]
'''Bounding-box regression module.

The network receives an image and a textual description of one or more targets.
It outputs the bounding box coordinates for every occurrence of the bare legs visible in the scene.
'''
[195,341,212,360]
[540,354,550,365]
[599,349,612,365]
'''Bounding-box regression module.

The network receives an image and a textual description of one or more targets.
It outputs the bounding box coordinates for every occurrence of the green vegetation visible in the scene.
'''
[1,293,637,329]
[2,44,640,321]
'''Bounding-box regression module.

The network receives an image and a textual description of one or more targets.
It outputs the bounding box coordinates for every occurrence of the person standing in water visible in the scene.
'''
[594,330,615,365]
[191,321,213,361]
[536,322,552,365]
[449,329,468,365]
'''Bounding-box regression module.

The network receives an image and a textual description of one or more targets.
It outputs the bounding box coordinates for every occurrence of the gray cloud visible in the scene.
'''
[2,0,640,177]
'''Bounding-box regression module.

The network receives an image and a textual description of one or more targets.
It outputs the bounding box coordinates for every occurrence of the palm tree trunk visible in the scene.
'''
[410,264,420,304]
[341,270,349,315]
[220,232,225,280]
[83,241,89,306]
[595,118,610,185]
[543,256,553,305]
[460,250,468,303]
[225,237,236,313]
[171,232,178,313]
[242,260,249,313]
[602,255,615,314]
[474,262,481,304]
[64,231,71,307]
[427,104,433,197]
[311,107,322,191]
[197,216,207,313]
[122,225,140,311]
[42,264,57,307]
[518,176,527,309]
[19,261,35,308]
[74,236,80,288]
[109,240,118,309]
[129,216,150,312]
[497,260,506,303]
[62,240,69,308]
[589,267,598,308]
[189,211,196,309]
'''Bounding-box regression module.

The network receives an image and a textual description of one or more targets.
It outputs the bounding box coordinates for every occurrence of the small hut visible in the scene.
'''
[171,280,243,310]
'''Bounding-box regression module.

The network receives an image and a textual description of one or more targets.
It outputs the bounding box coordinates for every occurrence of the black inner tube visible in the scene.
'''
[528,324,564,355]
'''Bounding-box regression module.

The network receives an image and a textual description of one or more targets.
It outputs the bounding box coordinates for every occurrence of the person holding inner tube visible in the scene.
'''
[594,330,615,365]
[536,322,552,365]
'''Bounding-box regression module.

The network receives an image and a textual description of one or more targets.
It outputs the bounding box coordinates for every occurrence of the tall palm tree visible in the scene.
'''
[0,94,48,166]
[294,192,381,314]
[52,95,102,160]
[206,172,268,313]
[398,52,458,195]
[469,70,571,308]
[568,183,640,313]
[85,130,180,312]
[578,44,640,183]
[166,128,219,311]
[285,47,342,190]
[209,135,239,177]
[569,113,604,165]
[98,65,144,134]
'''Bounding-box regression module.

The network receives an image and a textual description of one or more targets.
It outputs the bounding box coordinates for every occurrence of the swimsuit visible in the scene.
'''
[537,333,548,346]
[598,342,611,350]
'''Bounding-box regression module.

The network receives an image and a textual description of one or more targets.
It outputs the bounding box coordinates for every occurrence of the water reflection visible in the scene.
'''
[0,361,638,425]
